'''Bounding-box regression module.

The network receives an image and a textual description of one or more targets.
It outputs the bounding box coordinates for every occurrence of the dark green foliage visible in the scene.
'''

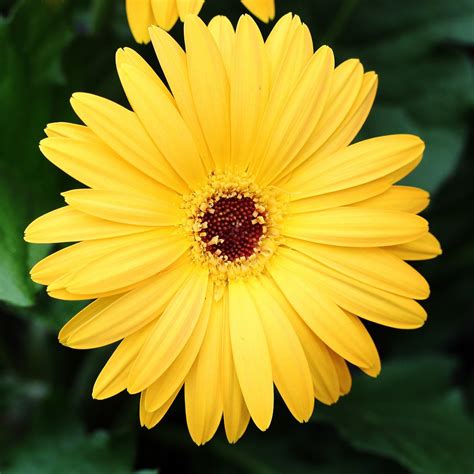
[0,0,473,472]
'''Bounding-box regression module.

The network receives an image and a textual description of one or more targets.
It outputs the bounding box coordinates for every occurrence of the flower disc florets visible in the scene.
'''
[183,172,283,286]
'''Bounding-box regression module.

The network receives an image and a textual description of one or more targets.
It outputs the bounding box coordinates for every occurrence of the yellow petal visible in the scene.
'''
[249,18,313,177]
[92,322,154,399]
[176,0,204,20]
[287,177,392,214]
[140,386,181,428]
[185,289,224,445]
[314,71,378,159]
[256,45,335,186]
[25,206,151,243]
[126,0,153,43]
[128,268,209,393]
[30,230,158,285]
[149,26,213,170]
[249,277,314,421]
[70,93,184,194]
[228,279,273,431]
[116,47,176,104]
[184,15,230,170]
[283,135,425,198]
[268,249,381,370]
[62,189,181,227]
[150,0,178,31]
[241,0,275,22]
[287,238,430,300]
[283,207,428,247]
[387,232,442,261]
[230,15,269,171]
[258,276,340,405]
[329,350,352,395]
[45,122,99,141]
[208,16,235,78]
[64,230,189,295]
[117,62,206,188]
[285,248,427,329]
[63,259,193,349]
[58,296,119,343]
[354,185,430,214]
[39,137,166,197]
[282,59,364,179]
[221,289,251,443]
[143,282,213,412]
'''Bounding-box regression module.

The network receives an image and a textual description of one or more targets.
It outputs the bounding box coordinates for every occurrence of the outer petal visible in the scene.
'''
[268,249,382,370]
[256,45,335,186]
[128,268,209,392]
[117,62,206,189]
[61,259,192,348]
[354,185,430,214]
[30,230,159,285]
[258,276,340,405]
[126,0,154,43]
[208,16,235,78]
[283,207,428,247]
[61,230,188,295]
[387,233,442,261]
[249,277,314,421]
[184,16,230,170]
[221,289,250,443]
[25,207,151,243]
[177,0,204,20]
[228,279,273,431]
[151,0,179,31]
[287,238,430,300]
[241,0,275,22]
[140,387,181,428]
[92,322,154,399]
[282,247,427,329]
[144,283,213,412]
[39,137,167,197]
[70,93,184,194]
[280,59,364,179]
[62,189,181,227]
[185,289,224,445]
[230,15,269,171]
[282,135,425,199]
[149,26,213,170]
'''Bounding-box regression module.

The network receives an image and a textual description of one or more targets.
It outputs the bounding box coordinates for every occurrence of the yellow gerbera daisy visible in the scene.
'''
[126,0,275,43]
[25,13,441,445]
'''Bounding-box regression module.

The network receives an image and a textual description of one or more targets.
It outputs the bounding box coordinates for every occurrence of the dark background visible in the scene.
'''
[1,0,473,472]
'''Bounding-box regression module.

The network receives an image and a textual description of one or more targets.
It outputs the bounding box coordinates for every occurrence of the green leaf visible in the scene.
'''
[314,356,474,474]
[5,419,134,474]
[0,0,74,306]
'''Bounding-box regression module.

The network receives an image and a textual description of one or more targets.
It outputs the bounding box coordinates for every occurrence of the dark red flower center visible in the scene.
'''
[201,196,265,261]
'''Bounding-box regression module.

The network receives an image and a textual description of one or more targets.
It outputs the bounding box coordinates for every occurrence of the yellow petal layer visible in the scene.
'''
[228,279,273,431]
[387,233,442,261]
[241,0,275,22]
[283,207,428,247]
[128,269,209,392]
[25,207,151,243]
[63,260,192,348]
[250,277,314,421]
[62,189,181,227]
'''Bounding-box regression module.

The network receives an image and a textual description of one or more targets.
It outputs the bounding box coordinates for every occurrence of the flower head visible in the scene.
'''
[25,14,441,445]
[126,0,275,43]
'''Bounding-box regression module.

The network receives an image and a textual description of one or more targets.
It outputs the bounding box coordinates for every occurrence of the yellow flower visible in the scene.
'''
[25,14,441,445]
[125,0,275,43]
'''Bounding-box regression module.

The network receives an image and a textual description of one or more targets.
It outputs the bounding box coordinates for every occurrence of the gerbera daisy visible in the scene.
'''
[126,0,275,42]
[25,13,441,445]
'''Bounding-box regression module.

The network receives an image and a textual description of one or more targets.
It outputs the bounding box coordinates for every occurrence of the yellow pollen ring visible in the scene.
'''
[182,172,283,290]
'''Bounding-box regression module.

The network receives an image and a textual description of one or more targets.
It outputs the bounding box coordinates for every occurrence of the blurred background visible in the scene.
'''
[1,0,473,472]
